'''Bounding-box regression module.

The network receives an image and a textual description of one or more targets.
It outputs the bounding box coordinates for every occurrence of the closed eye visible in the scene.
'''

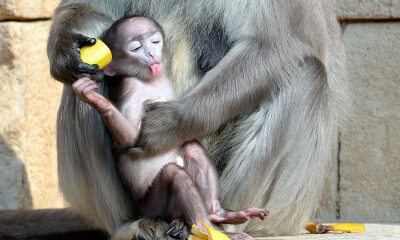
[152,41,160,44]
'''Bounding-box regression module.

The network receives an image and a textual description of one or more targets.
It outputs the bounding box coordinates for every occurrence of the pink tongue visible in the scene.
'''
[149,63,161,76]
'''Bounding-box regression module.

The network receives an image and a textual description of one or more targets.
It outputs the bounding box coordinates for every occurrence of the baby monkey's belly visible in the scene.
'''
[119,148,185,198]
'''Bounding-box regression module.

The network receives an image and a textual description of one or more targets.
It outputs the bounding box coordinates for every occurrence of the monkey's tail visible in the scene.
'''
[0,230,108,240]
[0,208,108,240]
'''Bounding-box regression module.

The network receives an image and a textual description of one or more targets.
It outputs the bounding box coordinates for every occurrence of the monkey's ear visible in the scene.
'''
[103,64,116,76]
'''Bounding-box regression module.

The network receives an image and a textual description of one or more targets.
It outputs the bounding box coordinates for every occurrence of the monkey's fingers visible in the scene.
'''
[135,101,185,156]
[82,83,99,96]
[73,34,96,49]
[72,34,99,73]
[72,78,93,94]
[77,62,101,75]
[71,34,103,79]
[55,45,102,83]
[91,70,105,82]
[72,77,90,88]
[243,208,269,220]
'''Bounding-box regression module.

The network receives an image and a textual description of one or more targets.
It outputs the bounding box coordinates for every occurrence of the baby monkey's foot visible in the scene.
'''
[209,207,269,224]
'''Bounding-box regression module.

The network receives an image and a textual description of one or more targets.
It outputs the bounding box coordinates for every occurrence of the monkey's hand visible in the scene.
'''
[130,101,186,157]
[72,77,111,115]
[49,33,104,84]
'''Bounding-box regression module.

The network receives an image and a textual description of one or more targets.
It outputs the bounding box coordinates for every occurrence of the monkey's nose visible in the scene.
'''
[147,51,154,58]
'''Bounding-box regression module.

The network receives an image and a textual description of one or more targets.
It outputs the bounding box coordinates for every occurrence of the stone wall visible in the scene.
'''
[0,0,398,223]
[0,0,63,209]
[315,0,400,223]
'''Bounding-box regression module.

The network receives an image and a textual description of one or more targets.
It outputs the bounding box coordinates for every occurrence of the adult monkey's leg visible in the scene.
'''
[216,56,334,236]
[217,2,346,236]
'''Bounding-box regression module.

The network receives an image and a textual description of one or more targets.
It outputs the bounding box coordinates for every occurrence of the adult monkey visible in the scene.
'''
[45,0,346,239]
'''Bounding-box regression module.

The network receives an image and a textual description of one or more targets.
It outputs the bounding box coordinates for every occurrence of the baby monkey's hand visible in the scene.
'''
[72,77,111,115]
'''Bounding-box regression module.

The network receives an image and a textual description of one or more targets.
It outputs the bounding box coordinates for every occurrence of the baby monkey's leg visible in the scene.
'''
[182,141,269,224]
[138,163,212,239]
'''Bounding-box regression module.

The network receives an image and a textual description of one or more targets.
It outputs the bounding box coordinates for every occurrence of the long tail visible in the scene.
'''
[0,208,108,240]
[0,230,108,240]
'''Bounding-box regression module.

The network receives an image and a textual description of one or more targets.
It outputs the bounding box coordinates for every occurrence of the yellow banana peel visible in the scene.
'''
[189,224,208,240]
[188,220,231,240]
[329,223,366,232]
[306,221,365,234]
[80,38,112,69]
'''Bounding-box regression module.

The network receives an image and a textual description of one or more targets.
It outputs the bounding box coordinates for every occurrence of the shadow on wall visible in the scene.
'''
[0,136,33,209]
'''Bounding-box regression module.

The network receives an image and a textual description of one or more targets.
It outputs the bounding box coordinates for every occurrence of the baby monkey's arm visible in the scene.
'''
[72,77,139,148]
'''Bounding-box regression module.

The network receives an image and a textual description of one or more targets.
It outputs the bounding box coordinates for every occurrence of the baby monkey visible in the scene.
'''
[72,16,268,240]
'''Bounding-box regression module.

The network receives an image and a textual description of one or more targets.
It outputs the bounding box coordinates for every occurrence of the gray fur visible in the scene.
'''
[0,208,97,234]
[47,0,346,238]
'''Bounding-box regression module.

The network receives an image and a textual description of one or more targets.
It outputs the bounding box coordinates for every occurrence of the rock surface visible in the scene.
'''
[0,0,60,20]
[0,22,31,209]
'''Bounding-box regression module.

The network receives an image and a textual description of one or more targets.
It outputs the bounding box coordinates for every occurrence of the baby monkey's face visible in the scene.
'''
[111,18,164,80]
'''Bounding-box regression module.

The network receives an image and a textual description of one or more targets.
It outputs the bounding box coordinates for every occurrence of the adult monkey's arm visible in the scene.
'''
[133,0,327,157]
[134,38,319,156]
[47,1,125,84]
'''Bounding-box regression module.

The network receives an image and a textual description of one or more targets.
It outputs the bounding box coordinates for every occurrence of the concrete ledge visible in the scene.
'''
[334,0,400,20]
[258,224,400,240]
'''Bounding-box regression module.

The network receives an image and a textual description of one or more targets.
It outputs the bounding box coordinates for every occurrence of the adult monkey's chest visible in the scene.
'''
[191,21,232,75]
[165,18,232,96]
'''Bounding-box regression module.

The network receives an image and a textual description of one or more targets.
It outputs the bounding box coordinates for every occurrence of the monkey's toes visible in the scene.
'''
[244,208,269,220]
[165,218,190,239]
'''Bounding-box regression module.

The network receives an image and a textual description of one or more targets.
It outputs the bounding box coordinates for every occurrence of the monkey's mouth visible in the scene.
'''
[149,63,161,76]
